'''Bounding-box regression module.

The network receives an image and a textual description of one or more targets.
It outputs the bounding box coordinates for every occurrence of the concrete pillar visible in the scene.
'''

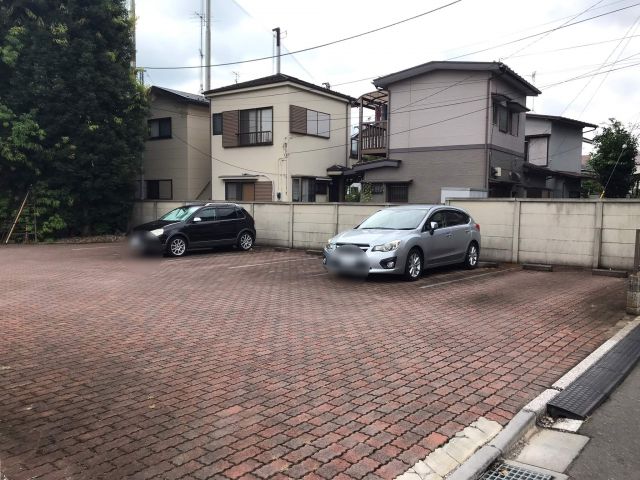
[592,201,603,269]
[627,274,640,315]
[511,200,521,264]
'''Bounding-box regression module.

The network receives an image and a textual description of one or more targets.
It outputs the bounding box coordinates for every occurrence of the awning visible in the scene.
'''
[218,175,259,182]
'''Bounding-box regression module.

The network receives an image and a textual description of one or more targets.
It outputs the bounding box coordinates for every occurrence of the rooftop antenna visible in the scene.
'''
[232,71,240,84]
[272,27,281,74]
[531,71,536,111]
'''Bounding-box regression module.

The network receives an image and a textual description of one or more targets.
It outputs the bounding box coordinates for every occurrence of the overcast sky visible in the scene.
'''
[135,0,640,132]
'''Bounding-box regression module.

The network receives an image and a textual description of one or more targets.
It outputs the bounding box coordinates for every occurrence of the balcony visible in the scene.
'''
[238,131,273,146]
[360,121,387,155]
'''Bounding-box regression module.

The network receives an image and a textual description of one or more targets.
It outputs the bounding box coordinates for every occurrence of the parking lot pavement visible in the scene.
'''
[0,244,629,480]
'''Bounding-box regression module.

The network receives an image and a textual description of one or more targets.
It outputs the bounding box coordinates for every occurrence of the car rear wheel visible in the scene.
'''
[167,236,187,257]
[403,248,423,281]
[464,242,479,269]
[237,232,254,251]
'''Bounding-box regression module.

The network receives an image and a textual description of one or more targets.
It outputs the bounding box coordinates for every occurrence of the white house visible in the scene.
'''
[204,74,355,202]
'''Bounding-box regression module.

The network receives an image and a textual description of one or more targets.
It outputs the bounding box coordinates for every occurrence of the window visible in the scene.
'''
[216,207,238,220]
[160,206,201,221]
[225,182,255,201]
[148,118,171,139]
[145,180,172,200]
[239,107,273,145]
[290,105,330,138]
[315,181,328,196]
[428,211,445,229]
[212,113,223,135]
[510,112,519,136]
[445,210,469,226]
[306,110,330,138]
[371,183,384,194]
[196,208,216,221]
[386,184,409,203]
[292,177,316,202]
[497,105,508,133]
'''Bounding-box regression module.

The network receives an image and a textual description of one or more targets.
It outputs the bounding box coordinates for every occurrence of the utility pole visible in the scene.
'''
[130,0,136,71]
[204,0,211,91]
[272,27,281,74]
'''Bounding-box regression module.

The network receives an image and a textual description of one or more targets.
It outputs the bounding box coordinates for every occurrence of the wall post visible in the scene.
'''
[592,201,604,269]
[289,202,294,248]
[511,199,521,264]
[335,204,340,235]
[154,201,158,220]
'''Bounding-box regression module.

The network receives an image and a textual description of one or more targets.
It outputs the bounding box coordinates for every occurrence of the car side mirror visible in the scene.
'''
[429,221,438,234]
[193,217,201,223]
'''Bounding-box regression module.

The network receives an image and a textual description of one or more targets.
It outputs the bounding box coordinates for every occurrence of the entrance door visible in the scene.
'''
[242,183,255,201]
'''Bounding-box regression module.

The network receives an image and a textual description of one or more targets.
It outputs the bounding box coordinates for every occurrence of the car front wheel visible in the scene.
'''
[237,232,254,251]
[167,236,187,257]
[464,242,479,269]
[403,248,423,281]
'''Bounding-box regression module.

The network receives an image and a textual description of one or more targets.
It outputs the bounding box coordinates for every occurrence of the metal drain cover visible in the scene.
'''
[481,463,554,480]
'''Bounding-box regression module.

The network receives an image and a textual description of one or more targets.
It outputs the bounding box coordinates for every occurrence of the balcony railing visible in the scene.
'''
[360,121,387,154]
[238,131,273,146]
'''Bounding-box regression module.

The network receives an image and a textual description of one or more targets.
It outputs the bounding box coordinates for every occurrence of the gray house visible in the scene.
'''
[524,113,597,198]
[345,61,541,203]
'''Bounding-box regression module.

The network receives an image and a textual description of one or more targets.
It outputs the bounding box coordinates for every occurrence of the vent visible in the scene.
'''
[481,463,553,480]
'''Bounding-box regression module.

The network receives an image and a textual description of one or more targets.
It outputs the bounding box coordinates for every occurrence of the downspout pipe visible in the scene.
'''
[484,75,491,193]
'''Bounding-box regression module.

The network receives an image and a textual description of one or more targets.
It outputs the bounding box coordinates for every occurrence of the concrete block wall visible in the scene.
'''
[449,198,640,270]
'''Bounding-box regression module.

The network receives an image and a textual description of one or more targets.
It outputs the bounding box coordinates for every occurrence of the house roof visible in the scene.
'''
[526,113,597,129]
[203,73,356,103]
[150,86,209,106]
[373,61,541,96]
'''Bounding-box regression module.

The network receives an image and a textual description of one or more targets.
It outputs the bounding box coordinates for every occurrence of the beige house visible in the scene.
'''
[347,61,541,203]
[141,86,211,201]
[204,74,355,202]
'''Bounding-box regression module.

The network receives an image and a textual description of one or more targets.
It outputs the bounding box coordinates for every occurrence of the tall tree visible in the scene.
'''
[588,119,639,199]
[0,0,148,237]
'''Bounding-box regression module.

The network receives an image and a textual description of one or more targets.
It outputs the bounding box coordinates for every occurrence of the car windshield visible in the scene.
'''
[159,206,201,221]
[357,209,428,230]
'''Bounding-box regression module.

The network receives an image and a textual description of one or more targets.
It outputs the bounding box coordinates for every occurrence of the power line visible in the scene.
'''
[508,33,640,59]
[446,2,640,60]
[501,0,606,61]
[140,1,463,70]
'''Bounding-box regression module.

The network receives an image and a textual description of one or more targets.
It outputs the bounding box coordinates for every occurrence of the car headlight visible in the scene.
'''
[325,239,336,251]
[150,228,164,237]
[372,240,401,252]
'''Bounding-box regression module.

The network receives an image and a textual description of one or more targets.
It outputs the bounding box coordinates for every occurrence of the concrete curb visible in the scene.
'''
[446,316,640,480]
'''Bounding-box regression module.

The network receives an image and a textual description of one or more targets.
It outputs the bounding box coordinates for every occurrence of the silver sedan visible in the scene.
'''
[323,205,481,281]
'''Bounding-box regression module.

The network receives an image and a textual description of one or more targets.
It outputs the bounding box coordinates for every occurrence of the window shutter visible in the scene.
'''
[290,105,307,134]
[222,110,239,147]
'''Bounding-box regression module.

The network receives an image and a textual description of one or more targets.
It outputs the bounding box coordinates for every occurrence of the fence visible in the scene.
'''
[131,199,640,270]
[447,198,640,270]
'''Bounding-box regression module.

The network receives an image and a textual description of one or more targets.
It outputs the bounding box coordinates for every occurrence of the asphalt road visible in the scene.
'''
[567,362,640,480]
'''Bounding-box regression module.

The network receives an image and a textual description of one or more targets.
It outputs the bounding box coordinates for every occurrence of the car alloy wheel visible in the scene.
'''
[239,233,253,251]
[169,237,187,257]
[465,243,478,269]
[404,249,422,281]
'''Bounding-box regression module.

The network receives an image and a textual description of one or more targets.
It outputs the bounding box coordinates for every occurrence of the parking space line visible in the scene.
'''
[228,257,316,269]
[310,272,328,277]
[71,246,113,251]
[419,267,519,289]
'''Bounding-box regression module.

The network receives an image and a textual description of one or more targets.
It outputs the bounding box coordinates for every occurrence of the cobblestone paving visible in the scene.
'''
[0,244,628,479]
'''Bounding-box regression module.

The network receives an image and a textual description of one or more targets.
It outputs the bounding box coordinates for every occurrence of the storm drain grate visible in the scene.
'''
[480,463,554,480]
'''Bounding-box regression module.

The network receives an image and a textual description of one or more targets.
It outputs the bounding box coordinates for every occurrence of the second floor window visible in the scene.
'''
[239,107,273,146]
[290,105,330,138]
[148,118,171,139]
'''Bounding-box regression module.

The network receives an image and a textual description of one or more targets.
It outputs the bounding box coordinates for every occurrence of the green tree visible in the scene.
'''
[0,1,148,238]
[588,119,639,198]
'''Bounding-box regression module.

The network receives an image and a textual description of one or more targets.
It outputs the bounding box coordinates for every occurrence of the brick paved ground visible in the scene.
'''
[0,244,629,480]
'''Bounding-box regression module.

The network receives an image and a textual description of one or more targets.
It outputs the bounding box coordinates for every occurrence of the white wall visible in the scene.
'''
[209,84,351,202]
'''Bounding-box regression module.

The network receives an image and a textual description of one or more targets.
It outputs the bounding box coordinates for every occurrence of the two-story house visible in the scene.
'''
[204,74,355,202]
[346,61,541,203]
[141,86,212,200]
[524,113,597,198]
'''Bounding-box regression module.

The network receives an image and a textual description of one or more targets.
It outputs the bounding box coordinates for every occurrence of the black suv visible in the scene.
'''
[129,203,256,257]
